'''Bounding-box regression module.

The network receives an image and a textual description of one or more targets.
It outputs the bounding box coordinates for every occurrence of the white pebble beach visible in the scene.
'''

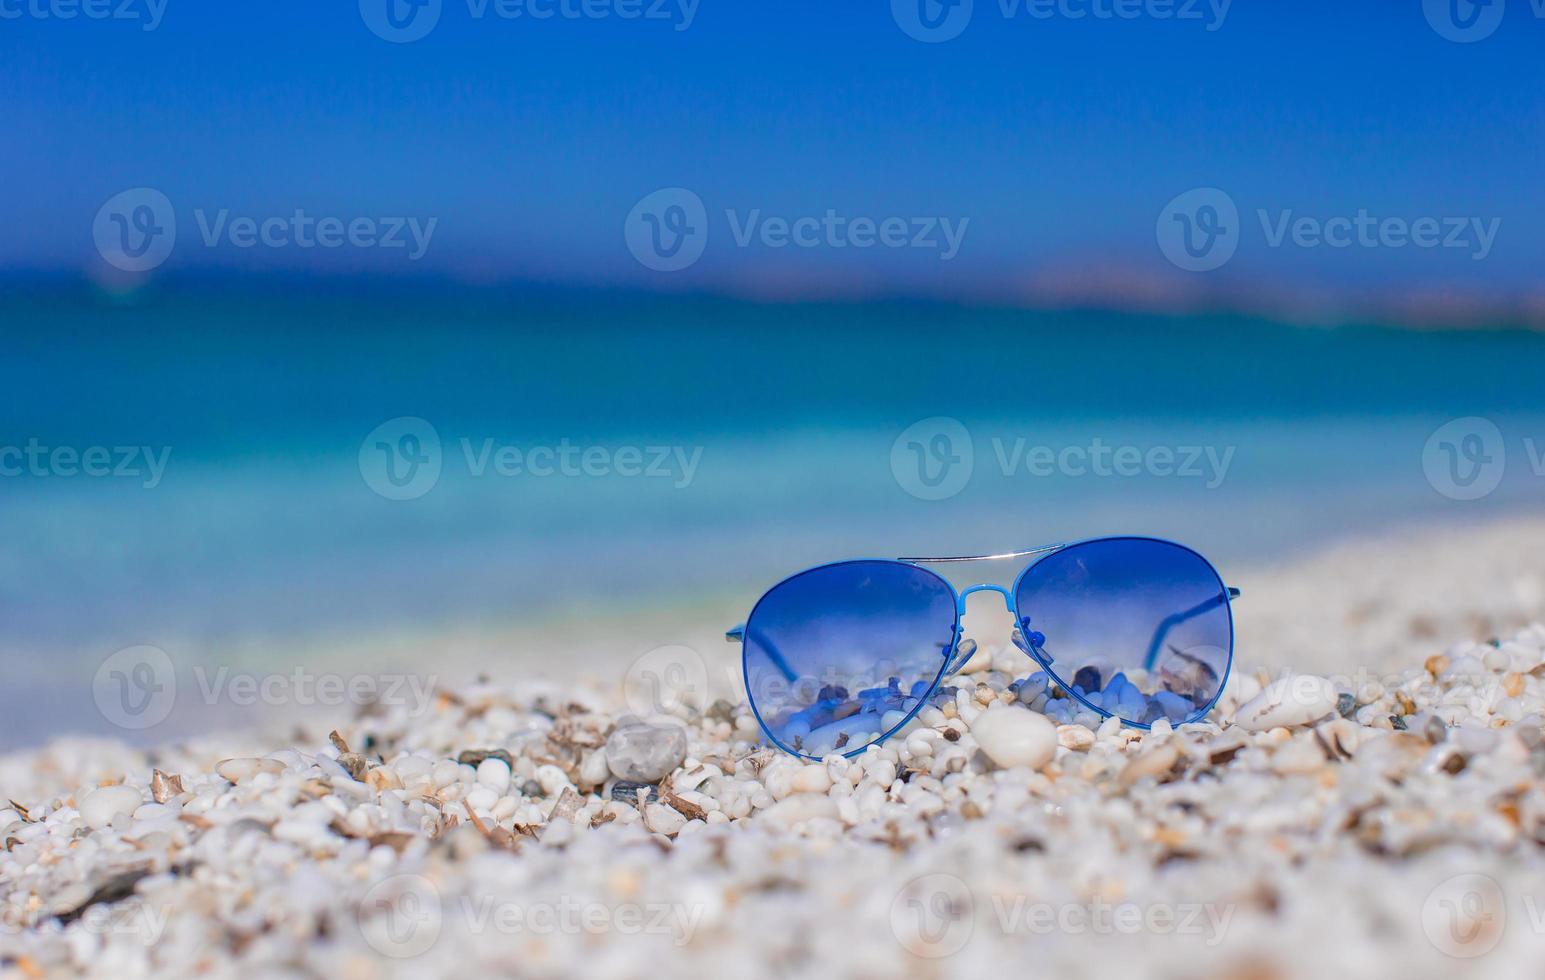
[5,516,1545,979]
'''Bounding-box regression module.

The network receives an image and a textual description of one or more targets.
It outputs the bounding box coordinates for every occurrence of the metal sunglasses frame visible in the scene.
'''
[727,535,1239,759]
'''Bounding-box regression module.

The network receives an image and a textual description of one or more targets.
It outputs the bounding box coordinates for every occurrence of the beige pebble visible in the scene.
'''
[1057,725,1095,751]
[1118,742,1179,787]
[1272,733,1328,774]
[365,768,403,793]
[215,758,285,783]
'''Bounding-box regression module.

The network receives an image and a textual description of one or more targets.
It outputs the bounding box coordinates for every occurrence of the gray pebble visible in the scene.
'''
[605,719,688,783]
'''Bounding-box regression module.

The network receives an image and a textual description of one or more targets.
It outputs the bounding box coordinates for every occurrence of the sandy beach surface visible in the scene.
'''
[5,514,1545,978]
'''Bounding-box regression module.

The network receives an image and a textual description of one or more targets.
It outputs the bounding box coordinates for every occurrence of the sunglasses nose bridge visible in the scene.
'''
[954,583,1049,665]
[945,584,1023,676]
[955,583,1015,616]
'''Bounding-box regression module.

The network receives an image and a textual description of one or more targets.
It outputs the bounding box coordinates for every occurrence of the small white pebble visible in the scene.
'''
[465,786,498,813]
[431,760,462,788]
[79,786,143,830]
[643,803,686,836]
[971,707,1056,770]
[476,758,512,794]
[790,765,832,795]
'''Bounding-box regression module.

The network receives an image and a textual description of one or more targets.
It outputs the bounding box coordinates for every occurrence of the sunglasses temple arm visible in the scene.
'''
[1140,587,1241,671]
[725,623,799,683]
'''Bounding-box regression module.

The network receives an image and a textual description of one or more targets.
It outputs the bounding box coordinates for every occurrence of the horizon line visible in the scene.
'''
[1,267,1541,333]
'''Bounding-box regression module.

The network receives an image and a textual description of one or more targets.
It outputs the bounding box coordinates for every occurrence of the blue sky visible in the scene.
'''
[4,1,1542,316]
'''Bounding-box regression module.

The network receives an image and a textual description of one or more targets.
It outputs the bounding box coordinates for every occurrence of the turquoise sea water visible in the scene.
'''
[4,282,1545,742]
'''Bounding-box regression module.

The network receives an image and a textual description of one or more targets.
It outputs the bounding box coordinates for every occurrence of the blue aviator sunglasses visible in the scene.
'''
[728,536,1238,760]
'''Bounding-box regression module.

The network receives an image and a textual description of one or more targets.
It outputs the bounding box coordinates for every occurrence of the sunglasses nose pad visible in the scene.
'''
[946,637,977,674]
[1012,619,1049,662]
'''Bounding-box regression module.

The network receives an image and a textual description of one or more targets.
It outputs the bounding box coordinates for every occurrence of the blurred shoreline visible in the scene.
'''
[7,267,1545,332]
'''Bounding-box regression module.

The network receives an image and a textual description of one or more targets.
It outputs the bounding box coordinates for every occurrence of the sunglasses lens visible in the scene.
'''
[743,560,957,758]
[1013,538,1232,727]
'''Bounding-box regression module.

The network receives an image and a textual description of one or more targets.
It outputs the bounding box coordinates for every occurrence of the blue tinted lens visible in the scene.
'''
[1013,539,1232,727]
[743,560,958,758]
